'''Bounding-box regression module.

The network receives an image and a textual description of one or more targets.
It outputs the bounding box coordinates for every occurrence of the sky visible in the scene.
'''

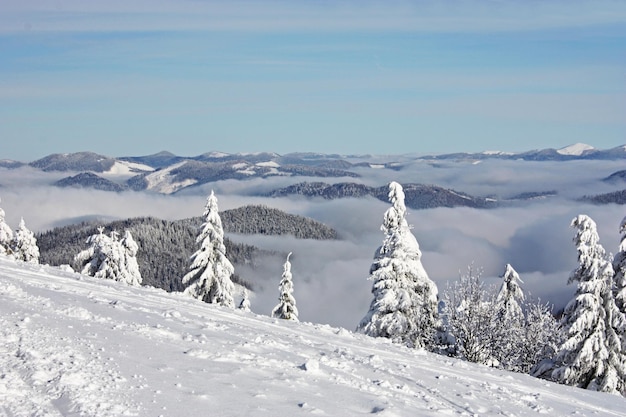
[1,0,626,160]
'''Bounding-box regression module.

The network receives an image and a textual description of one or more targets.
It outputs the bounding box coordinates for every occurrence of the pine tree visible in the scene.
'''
[12,218,40,263]
[238,288,251,312]
[614,216,626,313]
[271,252,298,321]
[551,215,626,395]
[74,228,142,284]
[75,229,122,280]
[0,198,13,256]
[357,181,439,349]
[492,264,525,370]
[182,191,235,307]
[118,230,142,286]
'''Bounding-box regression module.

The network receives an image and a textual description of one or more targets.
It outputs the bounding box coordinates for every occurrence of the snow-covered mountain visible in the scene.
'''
[1,256,625,416]
[556,143,595,156]
[3,144,625,199]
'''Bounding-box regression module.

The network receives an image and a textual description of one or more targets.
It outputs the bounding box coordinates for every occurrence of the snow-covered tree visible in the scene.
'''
[271,252,298,321]
[492,264,525,370]
[551,215,626,395]
[495,264,525,322]
[442,265,497,364]
[524,302,562,374]
[0,198,13,256]
[614,216,626,313]
[12,218,39,263]
[238,288,251,312]
[118,230,142,286]
[357,181,439,349]
[182,191,235,308]
[74,228,142,285]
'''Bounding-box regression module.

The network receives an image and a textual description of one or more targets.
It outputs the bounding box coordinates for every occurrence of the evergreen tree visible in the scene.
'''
[614,216,626,313]
[0,198,13,256]
[75,229,121,280]
[182,191,235,307]
[238,288,251,312]
[492,264,525,370]
[119,230,142,286]
[74,228,142,285]
[271,252,298,321]
[551,215,626,395]
[12,218,40,263]
[357,181,439,349]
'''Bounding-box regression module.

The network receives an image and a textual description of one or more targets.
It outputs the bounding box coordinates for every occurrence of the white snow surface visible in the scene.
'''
[104,161,154,177]
[556,143,595,156]
[1,257,625,417]
[142,161,197,194]
[256,161,280,168]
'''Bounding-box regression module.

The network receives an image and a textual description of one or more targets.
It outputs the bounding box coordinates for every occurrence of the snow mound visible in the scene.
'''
[1,257,625,416]
[557,143,595,156]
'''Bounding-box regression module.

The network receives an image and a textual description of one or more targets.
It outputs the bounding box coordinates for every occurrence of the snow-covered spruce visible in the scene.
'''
[238,288,251,312]
[492,263,525,370]
[0,197,13,256]
[182,190,235,307]
[11,217,39,263]
[357,181,439,349]
[614,216,626,314]
[74,228,142,285]
[271,252,298,321]
[550,215,626,394]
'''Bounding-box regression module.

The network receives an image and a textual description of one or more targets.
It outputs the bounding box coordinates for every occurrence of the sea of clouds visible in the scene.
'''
[1,157,624,329]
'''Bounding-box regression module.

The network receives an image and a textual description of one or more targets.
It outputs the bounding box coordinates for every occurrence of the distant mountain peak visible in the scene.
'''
[556,143,595,156]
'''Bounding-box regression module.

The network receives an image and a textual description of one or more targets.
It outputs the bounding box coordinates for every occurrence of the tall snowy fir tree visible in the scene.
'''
[0,198,13,256]
[357,181,439,349]
[12,218,39,263]
[551,215,626,395]
[271,252,298,321]
[613,216,626,314]
[182,191,235,308]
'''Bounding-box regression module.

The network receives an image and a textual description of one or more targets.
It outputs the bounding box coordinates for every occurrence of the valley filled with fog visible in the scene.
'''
[1,153,625,330]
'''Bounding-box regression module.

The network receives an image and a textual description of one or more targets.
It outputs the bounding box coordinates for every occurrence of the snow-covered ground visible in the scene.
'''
[1,257,625,417]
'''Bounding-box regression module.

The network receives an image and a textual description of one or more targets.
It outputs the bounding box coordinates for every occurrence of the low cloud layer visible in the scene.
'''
[1,159,625,329]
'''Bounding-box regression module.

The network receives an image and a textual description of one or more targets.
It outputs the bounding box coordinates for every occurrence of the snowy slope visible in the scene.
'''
[1,257,625,417]
[556,143,595,156]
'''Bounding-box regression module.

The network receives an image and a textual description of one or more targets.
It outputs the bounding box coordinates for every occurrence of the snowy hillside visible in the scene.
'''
[1,257,625,417]
[556,143,595,156]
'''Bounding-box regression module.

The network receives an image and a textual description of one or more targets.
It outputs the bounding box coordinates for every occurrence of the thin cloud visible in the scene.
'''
[3,1,626,34]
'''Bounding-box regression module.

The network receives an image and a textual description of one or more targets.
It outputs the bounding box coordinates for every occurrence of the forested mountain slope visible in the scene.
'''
[37,205,336,292]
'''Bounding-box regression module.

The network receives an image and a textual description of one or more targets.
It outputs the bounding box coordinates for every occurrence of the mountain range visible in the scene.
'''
[2,143,625,207]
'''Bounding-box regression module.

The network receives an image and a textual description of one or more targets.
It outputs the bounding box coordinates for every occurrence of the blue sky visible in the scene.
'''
[1,0,625,160]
